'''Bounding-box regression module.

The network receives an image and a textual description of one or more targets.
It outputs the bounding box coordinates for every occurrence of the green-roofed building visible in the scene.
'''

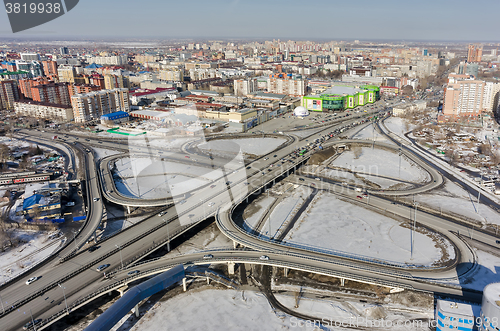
[302,85,380,112]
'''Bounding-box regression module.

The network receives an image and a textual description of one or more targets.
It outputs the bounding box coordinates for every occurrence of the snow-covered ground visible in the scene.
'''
[285,192,454,266]
[462,249,500,292]
[384,117,414,138]
[352,123,391,143]
[112,157,224,199]
[275,291,433,330]
[331,147,430,184]
[199,137,286,156]
[0,230,63,284]
[412,180,500,226]
[92,148,120,160]
[318,168,365,185]
[123,289,319,331]
[260,188,313,240]
[242,196,276,233]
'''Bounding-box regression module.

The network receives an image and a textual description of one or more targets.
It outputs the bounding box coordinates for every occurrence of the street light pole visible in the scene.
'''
[72,231,77,252]
[0,293,4,314]
[30,308,37,331]
[164,219,170,252]
[58,283,69,315]
[115,245,123,269]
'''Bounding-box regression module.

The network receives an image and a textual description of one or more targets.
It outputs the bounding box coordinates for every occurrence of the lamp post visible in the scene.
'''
[411,202,418,260]
[72,231,77,252]
[164,219,170,252]
[115,244,123,269]
[58,283,69,315]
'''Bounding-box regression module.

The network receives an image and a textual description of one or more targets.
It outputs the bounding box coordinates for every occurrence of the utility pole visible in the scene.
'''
[164,219,170,252]
[58,283,69,315]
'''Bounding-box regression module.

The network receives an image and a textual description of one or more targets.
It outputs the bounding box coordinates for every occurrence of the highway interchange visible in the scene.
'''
[1,102,500,330]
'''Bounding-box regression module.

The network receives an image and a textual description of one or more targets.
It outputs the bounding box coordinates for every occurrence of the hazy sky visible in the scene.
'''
[0,0,499,41]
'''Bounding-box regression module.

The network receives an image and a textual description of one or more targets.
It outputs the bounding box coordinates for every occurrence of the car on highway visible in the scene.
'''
[264,157,269,160]
[208,202,215,207]
[273,154,277,157]
[356,195,363,199]
[96,264,110,272]
[23,319,42,330]
[88,246,100,252]
[260,255,269,261]
[203,254,214,259]
[158,211,167,217]
[93,197,99,202]
[246,166,251,169]
[127,270,140,276]
[178,200,187,204]
[185,156,190,158]
[25,277,39,285]
[210,184,216,188]
[299,178,305,181]
[496,240,500,244]
[315,177,321,181]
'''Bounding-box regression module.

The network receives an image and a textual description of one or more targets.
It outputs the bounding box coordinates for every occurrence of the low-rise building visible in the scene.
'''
[15,101,74,121]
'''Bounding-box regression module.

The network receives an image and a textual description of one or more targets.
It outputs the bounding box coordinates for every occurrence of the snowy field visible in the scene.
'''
[413,180,500,226]
[92,148,120,160]
[275,292,433,330]
[112,156,227,198]
[116,175,210,199]
[199,137,287,156]
[126,136,195,150]
[384,117,414,137]
[242,196,276,233]
[352,123,392,143]
[285,193,454,266]
[260,188,313,240]
[331,147,430,184]
[0,230,62,284]
[318,168,365,185]
[124,289,319,331]
[114,157,221,181]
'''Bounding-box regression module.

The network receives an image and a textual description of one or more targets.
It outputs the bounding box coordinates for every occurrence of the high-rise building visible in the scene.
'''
[32,83,71,106]
[68,84,101,98]
[71,88,129,122]
[20,53,40,62]
[467,44,483,63]
[60,47,69,55]
[104,74,130,89]
[443,74,485,118]
[18,77,53,99]
[41,60,58,77]
[0,80,19,110]
[267,73,306,96]
[57,66,77,83]
[482,82,500,112]
[234,78,257,96]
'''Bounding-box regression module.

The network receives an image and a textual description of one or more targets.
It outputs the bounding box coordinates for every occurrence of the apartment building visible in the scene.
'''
[0,80,19,110]
[104,74,130,89]
[267,73,306,96]
[71,88,129,122]
[234,78,257,96]
[14,101,74,121]
[32,83,71,106]
[443,74,485,118]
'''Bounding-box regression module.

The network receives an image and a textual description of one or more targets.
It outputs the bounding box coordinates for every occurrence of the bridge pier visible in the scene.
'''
[228,262,235,275]
[127,205,131,214]
[233,240,238,249]
[284,267,289,277]
[340,278,345,287]
[207,276,210,285]
[182,278,187,292]
[134,304,139,317]
[117,286,128,297]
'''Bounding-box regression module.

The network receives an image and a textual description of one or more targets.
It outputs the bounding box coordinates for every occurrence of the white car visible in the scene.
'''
[93,197,99,202]
[25,277,38,285]
[260,255,270,261]
[208,202,215,207]
[203,254,214,259]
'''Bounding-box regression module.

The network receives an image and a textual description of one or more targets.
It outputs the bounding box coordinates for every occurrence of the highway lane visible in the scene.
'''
[0,113,374,329]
